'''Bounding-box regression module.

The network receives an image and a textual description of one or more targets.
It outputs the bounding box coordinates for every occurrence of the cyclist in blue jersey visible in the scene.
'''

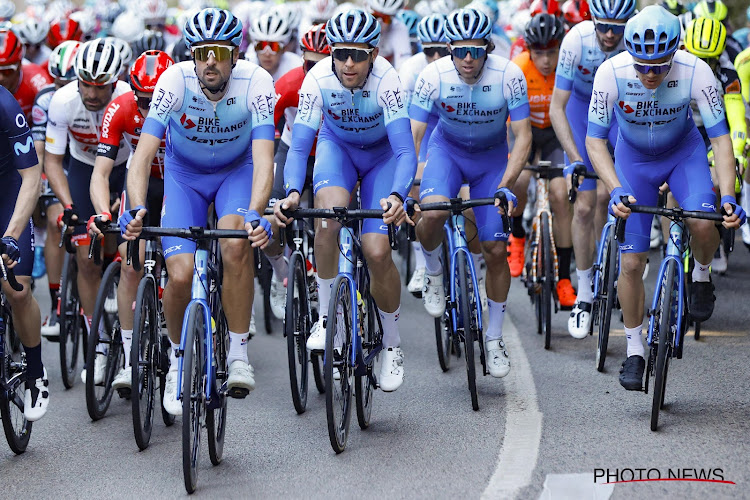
[0,85,49,421]
[550,0,636,340]
[586,6,745,391]
[120,8,276,415]
[274,9,418,392]
[410,8,533,378]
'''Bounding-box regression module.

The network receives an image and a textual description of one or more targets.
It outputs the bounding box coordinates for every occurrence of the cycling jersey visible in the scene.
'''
[45,80,132,166]
[285,56,417,202]
[30,83,55,142]
[98,91,166,179]
[512,51,554,129]
[245,51,302,81]
[399,52,438,162]
[10,62,52,121]
[141,60,275,170]
[274,65,304,148]
[736,47,750,103]
[409,54,530,152]
[509,37,527,60]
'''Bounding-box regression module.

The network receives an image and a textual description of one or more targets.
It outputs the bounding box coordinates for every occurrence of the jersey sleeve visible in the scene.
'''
[142,65,185,139]
[2,91,38,170]
[284,72,324,195]
[555,27,582,92]
[246,67,276,141]
[292,72,324,132]
[97,99,124,160]
[44,89,70,155]
[691,58,729,139]
[735,49,750,102]
[30,88,52,142]
[409,63,439,123]
[504,61,530,121]
[377,67,409,126]
[586,61,618,139]
[274,74,296,129]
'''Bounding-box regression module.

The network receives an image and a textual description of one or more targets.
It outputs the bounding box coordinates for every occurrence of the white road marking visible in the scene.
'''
[481,316,543,500]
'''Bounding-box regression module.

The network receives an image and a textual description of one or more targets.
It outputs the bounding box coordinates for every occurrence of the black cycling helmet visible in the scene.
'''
[170,36,191,63]
[133,30,166,56]
[524,13,565,49]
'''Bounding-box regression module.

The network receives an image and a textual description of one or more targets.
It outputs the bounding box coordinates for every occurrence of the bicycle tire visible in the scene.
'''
[207,310,228,466]
[311,352,325,394]
[325,275,353,453]
[651,261,677,431]
[59,254,83,389]
[540,214,553,350]
[85,261,122,421]
[693,321,701,340]
[457,252,478,411]
[355,292,378,430]
[286,252,310,414]
[132,276,157,450]
[435,239,452,372]
[182,302,204,493]
[596,228,617,372]
[1,308,32,454]
[159,334,175,427]
[259,254,274,334]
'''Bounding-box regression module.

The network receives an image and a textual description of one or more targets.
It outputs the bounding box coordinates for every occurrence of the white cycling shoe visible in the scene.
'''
[306,316,326,351]
[485,339,511,378]
[24,368,50,422]
[407,267,425,296]
[81,352,107,384]
[227,360,256,393]
[269,272,287,319]
[568,301,592,339]
[379,347,404,392]
[422,272,446,318]
[112,367,131,390]
[163,368,182,416]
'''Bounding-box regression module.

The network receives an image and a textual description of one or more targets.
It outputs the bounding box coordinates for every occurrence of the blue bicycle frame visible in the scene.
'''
[592,214,620,300]
[646,221,686,350]
[448,215,483,333]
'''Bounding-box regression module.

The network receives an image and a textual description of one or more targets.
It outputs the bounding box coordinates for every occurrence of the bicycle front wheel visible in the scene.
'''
[651,261,677,431]
[132,276,158,450]
[457,252,478,411]
[182,302,205,493]
[596,227,617,372]
[1,308,32,454]
[435,239,453,372]
[540,214,553,350]
[59,254,83,389]
[325,275,353,453]
[286,252,310,414]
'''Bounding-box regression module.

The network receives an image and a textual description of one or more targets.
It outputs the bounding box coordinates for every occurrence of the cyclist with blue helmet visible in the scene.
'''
[732,7,750,50]
[550,0,635,340]
[410,8,533,379]
[586,5,745,391]
[396,9,421,54]
[120,8,276,415]
[274,9,418,393]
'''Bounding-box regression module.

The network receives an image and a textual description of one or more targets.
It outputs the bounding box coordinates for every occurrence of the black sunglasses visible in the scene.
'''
[331,47,375,63]
[423,46,450,58]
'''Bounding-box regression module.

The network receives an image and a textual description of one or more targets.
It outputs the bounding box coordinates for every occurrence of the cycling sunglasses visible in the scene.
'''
[422,44,450,58]
[594,19,626,35]
[331,47,375,63]
[372,10,392,24]
[449,44,488,60]
[192,44,234,62]
[255,41,284,54]
[633,58,673,75]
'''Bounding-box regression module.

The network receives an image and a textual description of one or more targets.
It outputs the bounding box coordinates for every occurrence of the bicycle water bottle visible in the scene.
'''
[356,290,366,334]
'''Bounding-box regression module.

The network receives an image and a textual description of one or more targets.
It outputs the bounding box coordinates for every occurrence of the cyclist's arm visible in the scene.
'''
[251,139,275,213]
[550,29,583,163]
[284,75,322,195]
[380,68,417,200]
[503,118,532,191]
[498,62,532,191]
[410,119,428,159]
[44,92,73,206]
[248,69,278,211]
[125,133,162,208]
[5,163,42,240]
[734,48,750,102]
[92,99,124,215]
[408,63,438,162]
[585,61,620,193]
[31,92,50,172]
[90,155,115,216]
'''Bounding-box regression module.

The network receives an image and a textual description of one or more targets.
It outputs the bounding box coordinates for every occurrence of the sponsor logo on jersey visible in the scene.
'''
[180,113,196,129]
[297,93,319,123]
[31,105,46,125]
[184,134,241,145]
[505,77,526,108]
[15,113,27,128]
[13,136,33,156]
[701,85,723,120]
[101,102,120,138]
[226,97,236,106]
[590,91,610,123]
[379,88,405,120]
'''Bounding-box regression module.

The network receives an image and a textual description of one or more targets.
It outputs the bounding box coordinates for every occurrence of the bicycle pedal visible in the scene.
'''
[116,387,132,399]
[228,387,250,399]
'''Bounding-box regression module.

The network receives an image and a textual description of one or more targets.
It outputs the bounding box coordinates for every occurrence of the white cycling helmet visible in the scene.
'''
[431,0,458,15]
[413,1,432,18]
[307,0,337,22]
[14,18,50,45]
[111,10,145,43]
[141,0,168,24]
[365,0,405,16]
[273,4,301,32]
[105,36,133,69]
[0,0,14,21]
[75,38,124,85]
[250,8,293,43]
[70,10,98,40]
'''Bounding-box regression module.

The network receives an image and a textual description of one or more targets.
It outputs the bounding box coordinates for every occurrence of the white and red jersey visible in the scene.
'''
[275,65,303,148]
[97,91,166,179]
[45,80,132,166]
[12,62,52,121]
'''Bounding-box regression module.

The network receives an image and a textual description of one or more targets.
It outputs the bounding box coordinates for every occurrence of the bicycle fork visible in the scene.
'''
[448,215,484,336]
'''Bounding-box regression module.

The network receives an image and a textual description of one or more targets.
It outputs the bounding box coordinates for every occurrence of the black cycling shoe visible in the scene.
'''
[619,355,645,391]
[689,280,715,322]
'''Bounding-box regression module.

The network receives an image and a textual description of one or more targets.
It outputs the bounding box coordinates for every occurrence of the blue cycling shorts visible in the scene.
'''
[567,93,619,191]
[419,131,510,242]
[0,173,33,277]
[312,125,399,236]
[616,127,715,254]
[161,150,254,257]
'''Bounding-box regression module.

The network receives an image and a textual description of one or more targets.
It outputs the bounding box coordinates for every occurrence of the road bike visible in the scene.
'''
[57,220,87,389]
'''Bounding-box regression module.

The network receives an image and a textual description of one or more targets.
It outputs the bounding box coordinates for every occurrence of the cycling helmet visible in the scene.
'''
[14,18,50,46]
[130,49,173,92]
[70,10,98,40]
[170,36,192,62]
[445,8,492,42]
[300,23,330,54]
[48,39,80,80]
[413,1,432,18]
[250,9,293,44]
[589,0,635,20]
[75,38,123,85]
[47,18,83,48]
[105,36,133,70]
[624,5,680,61]
[307,0,337,22]
[326,9,381,48]
[184,8,243,47]
[562,0,591,25]
[0,28,23,65]
[692,0,726,22]
[660,0,685,16]
[273,4,301,33]
[529,0,562,17]
[0,0,14,22]
[431,0,457,16]
[467,0,499,25]
[524,13,564,48]
[133,30,166,55]
[111,11,145,44]
[685,17,725,59]
[365,0,406,17]
[141,0,168,24]
[417,14,448,44]
[397,10,421,39]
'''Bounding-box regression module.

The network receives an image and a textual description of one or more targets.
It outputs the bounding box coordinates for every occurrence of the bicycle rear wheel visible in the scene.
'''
[651,261,677,431]
[540,214,553,350]
[132,277,157,450]
[59,254,83,389]
[182,302,204,493]
[85,261,122,421]
[1,308,32,454]
[311,353,325,394]
[286,252,310,414]
[258,253,274,334]
[457,252,478,411]
[355,292,380,430]
[207,309,228,466]
[596,228,617,372]
[325,275,353,453]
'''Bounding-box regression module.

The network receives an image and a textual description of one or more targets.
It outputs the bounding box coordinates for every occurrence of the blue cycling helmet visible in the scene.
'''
[396,10,421,39]
[183,8,243,47]
[417,14,448,44]
[589,0,636,20]
[445,8,492,42]
[624,5,680,61]
[326,9,381,48]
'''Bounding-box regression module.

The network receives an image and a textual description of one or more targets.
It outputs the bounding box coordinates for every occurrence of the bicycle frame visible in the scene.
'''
[646,221,686,350]
[526,170,559,287]
[0,295,24,406]
[448,214,483,333]
[592,214,619,300]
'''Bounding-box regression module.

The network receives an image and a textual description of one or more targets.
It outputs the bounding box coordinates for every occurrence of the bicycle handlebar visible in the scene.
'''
[88,222,120,265]
[524,162,566,179]
[0,243,23,292]
[411,196,511,235]
[59,220,86,254]
[568,164,599,204]
[614,199,725,242]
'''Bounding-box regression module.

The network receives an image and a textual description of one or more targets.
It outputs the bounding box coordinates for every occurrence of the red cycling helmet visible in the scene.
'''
[299,23,330,55]
[130,50,174,93]
[47,18,84,49]
[530,0,562,17]
[561,0,591,25]
[0,29,24,66]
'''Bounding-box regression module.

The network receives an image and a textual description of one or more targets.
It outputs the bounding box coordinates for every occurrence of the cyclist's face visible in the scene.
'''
[529,46,559,76]
[78,81,114,111]
[332,43,378,89]
[451,39,487,83]
[594,18,625,52]
[633,54,672,90]
[193,41,237,92]
[257,45,282,75]
[0,65,20,92]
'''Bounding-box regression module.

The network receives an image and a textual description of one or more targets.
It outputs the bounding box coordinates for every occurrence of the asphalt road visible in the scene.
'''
[2,244,749,499]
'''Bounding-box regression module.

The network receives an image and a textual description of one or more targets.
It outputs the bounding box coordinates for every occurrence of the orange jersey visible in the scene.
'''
[512,51,554,129]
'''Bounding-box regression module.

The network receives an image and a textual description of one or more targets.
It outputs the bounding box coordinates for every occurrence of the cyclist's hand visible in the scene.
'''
[721,195,746,229]
[609,187,635,218]
[274,192,301,228]
[119,206,147,241]
[381,195,407,226]
[494,187,516,215]
[736,154,747,177]
[564,161,585,190]
[57,204,79,229]
[658,182,670,194]
[0,236,21,269]
[245,209,273,248]
[87,212,111,240]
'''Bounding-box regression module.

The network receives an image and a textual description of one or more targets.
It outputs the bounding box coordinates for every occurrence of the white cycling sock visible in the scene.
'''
[317,277,334,318]
[228,330,249,365]
[412,241,426,268]
[485,300,507,341]
[625,324,645,358]
[692,261,710,282]
[267,253,288,280]
[576,267,594,303]
[379,307,401,348]
[121,329,133,367]
[423,244,443,275]
[169,340,179,370]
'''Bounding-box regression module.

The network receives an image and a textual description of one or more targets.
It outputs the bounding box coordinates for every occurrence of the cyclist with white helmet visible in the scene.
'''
[274,9,418,392]
[411,8,532,378]
[141,0,168,32]
[13,18,51,66]
[0,0,14,22]
[549,0,635,340]
[246,7,302,81]
[120,8,275,415]
[44,38,131,384]
[587,6,744,390]
[365,0,412,70]
[300,0,337,31]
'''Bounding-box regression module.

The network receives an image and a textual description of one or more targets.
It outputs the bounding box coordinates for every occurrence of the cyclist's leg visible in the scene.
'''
[263,139,291,279]
[42,199,64,334]
[545,140,575,305]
